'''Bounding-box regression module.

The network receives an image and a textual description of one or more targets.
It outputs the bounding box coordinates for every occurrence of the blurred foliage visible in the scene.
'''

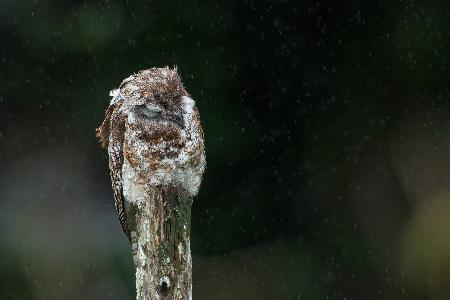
[0,0,450,299]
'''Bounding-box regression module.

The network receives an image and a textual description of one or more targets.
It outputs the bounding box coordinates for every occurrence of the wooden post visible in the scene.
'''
[97,68,205,300]
[129,188,194,299]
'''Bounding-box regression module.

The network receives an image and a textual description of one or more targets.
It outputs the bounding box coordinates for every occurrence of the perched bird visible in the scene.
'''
[96,67,206,242]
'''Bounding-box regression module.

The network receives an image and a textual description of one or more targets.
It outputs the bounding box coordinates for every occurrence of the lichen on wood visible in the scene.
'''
[130,188,193,299]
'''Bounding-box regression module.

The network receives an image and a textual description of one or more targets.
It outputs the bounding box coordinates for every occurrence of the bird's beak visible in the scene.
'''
[163,110,185,129]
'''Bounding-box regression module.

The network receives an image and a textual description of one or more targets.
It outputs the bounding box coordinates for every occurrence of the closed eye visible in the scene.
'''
[141,103,163,118]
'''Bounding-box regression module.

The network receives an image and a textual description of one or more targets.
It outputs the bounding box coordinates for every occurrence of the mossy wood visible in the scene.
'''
[127,187,193,299]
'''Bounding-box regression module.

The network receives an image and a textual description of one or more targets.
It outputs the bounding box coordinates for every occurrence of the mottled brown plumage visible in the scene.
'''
[96,67,205,243]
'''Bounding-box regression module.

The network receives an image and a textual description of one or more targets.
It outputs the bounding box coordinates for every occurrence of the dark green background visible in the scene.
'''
[1,0,450,299]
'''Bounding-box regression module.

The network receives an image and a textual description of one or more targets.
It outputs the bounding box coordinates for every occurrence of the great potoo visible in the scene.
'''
[96,67,206,242]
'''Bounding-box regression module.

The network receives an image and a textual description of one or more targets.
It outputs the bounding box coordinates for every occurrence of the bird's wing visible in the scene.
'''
[107,101,131,242]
